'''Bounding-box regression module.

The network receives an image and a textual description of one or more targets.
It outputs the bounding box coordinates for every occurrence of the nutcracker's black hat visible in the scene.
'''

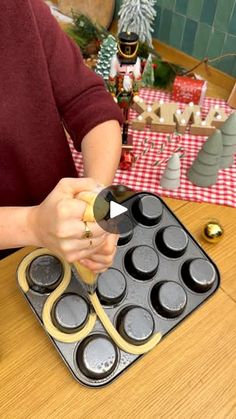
[117,31,139,65]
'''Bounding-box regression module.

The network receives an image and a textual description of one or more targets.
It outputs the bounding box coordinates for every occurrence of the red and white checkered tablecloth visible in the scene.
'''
[69,88,236,208]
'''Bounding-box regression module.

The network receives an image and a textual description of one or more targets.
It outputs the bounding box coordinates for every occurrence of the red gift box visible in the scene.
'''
[172,76,207,105]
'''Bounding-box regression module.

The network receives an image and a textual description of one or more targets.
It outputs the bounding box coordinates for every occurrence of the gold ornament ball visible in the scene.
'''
[202,221,224,243]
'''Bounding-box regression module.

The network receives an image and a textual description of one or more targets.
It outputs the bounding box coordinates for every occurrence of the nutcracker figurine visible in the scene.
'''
[108,32,142,169]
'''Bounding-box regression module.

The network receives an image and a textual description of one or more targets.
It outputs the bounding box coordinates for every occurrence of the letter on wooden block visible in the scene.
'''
[131,97,230,136]
[174,105,199,134]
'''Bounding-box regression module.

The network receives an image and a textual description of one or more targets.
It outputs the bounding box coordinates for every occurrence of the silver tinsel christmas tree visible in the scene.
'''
[95,35,117,81]
[118,0,157,47]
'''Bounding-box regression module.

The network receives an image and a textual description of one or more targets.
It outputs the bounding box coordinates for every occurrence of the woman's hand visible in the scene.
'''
[79,233,119,273]
[29,177,108,263]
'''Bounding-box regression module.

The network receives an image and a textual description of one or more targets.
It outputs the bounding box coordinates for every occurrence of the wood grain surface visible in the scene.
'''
[57,0,115,28]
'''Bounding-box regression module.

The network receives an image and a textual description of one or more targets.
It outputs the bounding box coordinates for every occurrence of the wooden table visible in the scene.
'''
[1,197,236,419]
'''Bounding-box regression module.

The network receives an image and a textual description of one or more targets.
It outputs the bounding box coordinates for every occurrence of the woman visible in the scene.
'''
[0,0,123,272]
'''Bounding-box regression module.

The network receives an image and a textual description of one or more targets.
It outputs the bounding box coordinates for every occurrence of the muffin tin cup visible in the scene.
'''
[132,195,163,227]
[155,226,189,259]
[27,254,64,294]
[97,268,127,306]
[150,281,187,319]
[124,245,159,281]
[52,293,89,333]
[17,192,220,387]
[116,305,155,345]
[75,333,119,380]
[117,215,134,246]
[181,258,217,293]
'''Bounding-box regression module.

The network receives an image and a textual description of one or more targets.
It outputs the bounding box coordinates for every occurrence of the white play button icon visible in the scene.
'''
[93,184,136,234]
[110,201,128,219]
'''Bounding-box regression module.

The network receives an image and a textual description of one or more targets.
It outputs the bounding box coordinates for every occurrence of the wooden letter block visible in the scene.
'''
[158,102,178,133]
[132,98,176,133]
[132,98,160,131]
[131,97,230,136]
[190,106,228,135]
[205,106,228,128]
[174,104,200,134]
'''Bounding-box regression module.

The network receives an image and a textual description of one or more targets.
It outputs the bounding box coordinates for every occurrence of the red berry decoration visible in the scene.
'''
[119,150,135,170]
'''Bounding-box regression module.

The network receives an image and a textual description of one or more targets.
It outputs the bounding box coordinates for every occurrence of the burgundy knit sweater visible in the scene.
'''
[0,0,123,207]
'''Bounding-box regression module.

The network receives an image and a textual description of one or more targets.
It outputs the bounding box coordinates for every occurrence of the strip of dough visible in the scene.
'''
[90,292,162,354]
[17,248,97,343]
[18,191,162,352]
[17,248,61,293]
[76,191,162,354]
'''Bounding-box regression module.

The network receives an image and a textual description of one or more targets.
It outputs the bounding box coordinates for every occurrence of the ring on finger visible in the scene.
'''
[82,221,93,239]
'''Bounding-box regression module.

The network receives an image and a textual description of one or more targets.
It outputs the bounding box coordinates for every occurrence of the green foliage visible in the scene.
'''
[64,12,186,88]
[138,42,150,59]
[65,13,109,55]
[153,59,184,88]
[66,26,88,51]
[138,42,161,59]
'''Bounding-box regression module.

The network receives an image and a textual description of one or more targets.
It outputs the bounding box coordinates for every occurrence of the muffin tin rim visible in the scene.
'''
[16,191,221,388]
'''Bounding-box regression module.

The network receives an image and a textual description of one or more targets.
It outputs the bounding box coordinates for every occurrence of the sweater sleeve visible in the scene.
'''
[29,0,123,150]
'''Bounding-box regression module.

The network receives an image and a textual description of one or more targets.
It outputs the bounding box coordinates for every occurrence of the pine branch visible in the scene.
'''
[66,12,110,54]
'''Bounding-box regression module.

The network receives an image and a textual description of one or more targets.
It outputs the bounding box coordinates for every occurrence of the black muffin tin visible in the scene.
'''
[17,192,220,387]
